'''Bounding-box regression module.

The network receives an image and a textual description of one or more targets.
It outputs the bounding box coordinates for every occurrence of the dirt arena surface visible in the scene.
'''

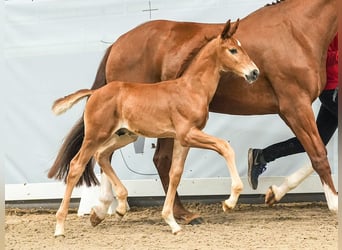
[5,202,337,250]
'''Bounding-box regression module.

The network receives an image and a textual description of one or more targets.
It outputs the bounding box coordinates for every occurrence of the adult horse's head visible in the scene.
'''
[218,19,259,83]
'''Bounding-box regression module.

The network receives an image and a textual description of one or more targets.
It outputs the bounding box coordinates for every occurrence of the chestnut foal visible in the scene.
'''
[52,19,259,236]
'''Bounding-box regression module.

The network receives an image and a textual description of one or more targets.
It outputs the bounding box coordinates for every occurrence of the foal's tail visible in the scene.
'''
[52,89,93,115]
[48,45,112,187]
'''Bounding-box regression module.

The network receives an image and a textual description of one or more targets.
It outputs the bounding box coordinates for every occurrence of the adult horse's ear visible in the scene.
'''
[221,19,240,40]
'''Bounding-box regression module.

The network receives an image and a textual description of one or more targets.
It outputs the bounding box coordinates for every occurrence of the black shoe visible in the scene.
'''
[248,148,267,190]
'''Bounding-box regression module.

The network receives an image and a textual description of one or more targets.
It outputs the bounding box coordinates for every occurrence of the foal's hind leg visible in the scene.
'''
[91,134,137,224]
[94,153,129,218]
[180,128,243,211]
[55,142,96,237]
[90,171,115,226]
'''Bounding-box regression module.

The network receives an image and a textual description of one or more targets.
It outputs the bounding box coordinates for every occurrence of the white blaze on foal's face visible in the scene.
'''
[236,39,242,47]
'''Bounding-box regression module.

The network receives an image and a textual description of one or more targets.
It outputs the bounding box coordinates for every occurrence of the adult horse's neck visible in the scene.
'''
[292,0,336,43]
[214,0,338,115]
[247,0,337,56]
[181,37,222,102]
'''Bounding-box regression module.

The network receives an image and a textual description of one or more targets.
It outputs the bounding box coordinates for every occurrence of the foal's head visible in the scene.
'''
[218,19,259,83]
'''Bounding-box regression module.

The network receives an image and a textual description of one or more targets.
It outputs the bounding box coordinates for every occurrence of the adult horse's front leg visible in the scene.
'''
[265,164,314,205]
[280,99,338,212]
[161,140,190,234]
[153,138,203,224]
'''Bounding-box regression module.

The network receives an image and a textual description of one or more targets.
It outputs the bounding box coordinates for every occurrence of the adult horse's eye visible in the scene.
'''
[229,48,238,54]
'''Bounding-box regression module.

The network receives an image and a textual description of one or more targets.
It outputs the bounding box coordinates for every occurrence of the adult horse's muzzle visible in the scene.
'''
[245,68,259,83]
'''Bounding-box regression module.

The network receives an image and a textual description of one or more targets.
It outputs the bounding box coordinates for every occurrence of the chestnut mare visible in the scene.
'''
[48,0,338,225]
[51,20,259,236]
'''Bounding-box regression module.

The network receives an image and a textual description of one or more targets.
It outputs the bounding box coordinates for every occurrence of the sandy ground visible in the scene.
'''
[5,202,337,250]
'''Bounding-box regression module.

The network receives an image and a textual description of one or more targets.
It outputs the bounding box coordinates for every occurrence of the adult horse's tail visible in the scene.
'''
[47,45,113,187]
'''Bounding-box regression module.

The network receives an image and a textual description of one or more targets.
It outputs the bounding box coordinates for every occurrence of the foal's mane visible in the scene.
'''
[178,36,216,77]
[265,0,285,6]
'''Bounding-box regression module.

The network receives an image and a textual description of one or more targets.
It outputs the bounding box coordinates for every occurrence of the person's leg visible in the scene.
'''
[316,90,338,144]
[248,89,337,189]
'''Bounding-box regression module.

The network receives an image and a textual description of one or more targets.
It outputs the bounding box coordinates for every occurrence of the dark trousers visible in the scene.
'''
[262,89,338,163]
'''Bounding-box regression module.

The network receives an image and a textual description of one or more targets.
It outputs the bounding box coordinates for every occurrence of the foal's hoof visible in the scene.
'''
[221,201,234,212]
[172,227,182,235]
[90,208,105,227]
[54,234,65,238]
[265,186,277,206]
[115,210,126,220]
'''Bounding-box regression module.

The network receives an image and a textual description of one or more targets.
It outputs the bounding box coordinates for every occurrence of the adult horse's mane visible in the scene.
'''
[265,0,285,6]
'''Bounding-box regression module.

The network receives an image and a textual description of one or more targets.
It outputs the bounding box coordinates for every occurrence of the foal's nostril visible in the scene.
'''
[245,69,259,83]
[252,69,259,80]
[253,69,259,76]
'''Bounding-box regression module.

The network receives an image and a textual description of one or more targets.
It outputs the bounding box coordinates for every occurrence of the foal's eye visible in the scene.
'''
[229,48,238,54]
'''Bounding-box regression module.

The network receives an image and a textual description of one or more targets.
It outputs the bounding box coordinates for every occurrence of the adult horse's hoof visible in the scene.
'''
[90,208,105,227]
[188,217,205,225]
[175,212,204,225]
[265,186,277,206]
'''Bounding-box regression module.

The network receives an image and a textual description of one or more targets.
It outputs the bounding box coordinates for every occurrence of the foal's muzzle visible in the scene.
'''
[245,69,259,83]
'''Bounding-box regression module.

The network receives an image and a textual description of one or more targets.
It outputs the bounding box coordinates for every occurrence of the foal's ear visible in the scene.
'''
[221,19,240,40]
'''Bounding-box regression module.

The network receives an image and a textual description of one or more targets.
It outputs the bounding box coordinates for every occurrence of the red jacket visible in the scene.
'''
[325,33,338,90]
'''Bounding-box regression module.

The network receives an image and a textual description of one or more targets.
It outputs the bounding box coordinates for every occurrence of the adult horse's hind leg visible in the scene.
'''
[55,142,96,237]
[153,138,203,225]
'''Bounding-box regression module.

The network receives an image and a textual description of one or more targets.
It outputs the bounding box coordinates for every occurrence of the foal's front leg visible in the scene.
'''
[153,138,203,225]
[182,128,243,211]
[161,139,189,234]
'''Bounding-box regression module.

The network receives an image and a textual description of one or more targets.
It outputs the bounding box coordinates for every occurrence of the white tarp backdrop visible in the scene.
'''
[4,0,338,200]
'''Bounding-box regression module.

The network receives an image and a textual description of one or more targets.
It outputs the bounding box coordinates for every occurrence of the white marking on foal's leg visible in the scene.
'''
[323,183,338,213]
[115,196,128,217]
[222,180,243,212]
[55,205,69,236]
[163,212,182,235]
[221,141,243,212]
[54,221,65,237]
